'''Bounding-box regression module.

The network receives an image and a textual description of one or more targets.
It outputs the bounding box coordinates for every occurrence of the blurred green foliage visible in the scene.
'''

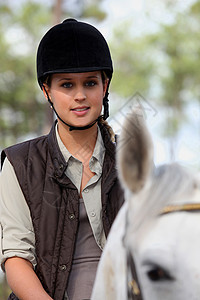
[111,0,200,142]
[0,274,11,299]
[0,1,51,148]
[111,22,155,98]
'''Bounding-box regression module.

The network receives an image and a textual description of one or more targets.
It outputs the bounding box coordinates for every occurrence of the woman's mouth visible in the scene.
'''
[71,107,90,116]
[73,108,88,111]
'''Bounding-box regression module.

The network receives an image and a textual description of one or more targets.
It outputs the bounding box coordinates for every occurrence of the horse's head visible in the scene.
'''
[118,109,200,300]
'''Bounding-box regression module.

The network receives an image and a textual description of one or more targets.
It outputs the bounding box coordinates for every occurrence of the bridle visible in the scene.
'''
[126,202,200,300]
[126,249,142,300]
[160,203,200,215]
[125,207,143,300]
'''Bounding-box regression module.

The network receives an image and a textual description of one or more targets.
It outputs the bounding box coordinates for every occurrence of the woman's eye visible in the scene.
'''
[147,267,174,282]
[86,81,97,87]
[62,82,72,88]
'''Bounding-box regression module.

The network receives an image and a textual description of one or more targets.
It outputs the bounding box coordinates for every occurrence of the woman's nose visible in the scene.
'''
[74,87,86,101]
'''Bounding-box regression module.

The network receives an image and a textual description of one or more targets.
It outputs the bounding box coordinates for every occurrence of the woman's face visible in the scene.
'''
[43,71,108,129]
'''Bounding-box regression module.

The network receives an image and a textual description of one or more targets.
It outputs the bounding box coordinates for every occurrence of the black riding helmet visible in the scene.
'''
[36,18,113,130]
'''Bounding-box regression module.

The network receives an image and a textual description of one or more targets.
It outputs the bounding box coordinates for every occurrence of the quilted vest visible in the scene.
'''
[1,121,124,300]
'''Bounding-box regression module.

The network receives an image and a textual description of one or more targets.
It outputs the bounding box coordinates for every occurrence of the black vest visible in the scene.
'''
[1,122,124,300]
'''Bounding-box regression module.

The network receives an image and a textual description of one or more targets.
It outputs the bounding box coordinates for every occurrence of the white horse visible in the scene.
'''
[91,109,200,300]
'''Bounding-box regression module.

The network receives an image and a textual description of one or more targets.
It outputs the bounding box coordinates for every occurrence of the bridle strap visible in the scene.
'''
[127,250,143,300]
[160,203,200,215]
[125,207,143,300]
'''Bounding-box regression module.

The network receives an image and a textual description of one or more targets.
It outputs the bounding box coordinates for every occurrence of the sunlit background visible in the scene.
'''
[0,0,200,296]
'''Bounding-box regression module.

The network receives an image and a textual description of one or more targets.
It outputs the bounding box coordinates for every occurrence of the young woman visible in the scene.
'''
[0,19,124,300]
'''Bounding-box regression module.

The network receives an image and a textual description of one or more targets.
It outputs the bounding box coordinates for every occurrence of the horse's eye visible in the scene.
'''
[147,267,173,282]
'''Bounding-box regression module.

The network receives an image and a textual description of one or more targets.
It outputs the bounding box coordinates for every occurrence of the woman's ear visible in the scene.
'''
[103,79,109,97]
[42,83,50,101]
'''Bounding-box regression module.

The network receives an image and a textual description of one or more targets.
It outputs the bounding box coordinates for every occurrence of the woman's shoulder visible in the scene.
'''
[1,134,48,169]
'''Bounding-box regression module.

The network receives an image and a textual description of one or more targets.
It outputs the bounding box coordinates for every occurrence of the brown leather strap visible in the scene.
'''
[127,250,143,300]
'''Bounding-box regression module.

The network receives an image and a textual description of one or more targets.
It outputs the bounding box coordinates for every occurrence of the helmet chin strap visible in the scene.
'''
[103,91,109,120]
[43,85,104,131]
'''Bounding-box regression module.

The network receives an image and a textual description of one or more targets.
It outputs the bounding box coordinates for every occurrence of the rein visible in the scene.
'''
[127,250,142,300]
[125,208,143,300]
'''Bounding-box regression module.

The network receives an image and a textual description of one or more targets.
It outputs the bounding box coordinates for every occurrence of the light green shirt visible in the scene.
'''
[56,126,106,249]
[0,125,106,270]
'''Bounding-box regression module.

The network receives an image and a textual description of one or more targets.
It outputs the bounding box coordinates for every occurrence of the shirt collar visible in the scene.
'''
[55,124,105,167]
[92,126,105,167]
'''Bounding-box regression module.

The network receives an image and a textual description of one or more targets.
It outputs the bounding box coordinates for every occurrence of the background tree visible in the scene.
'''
[0,1,51,147]
[110,0,200,161]
[150,0,200,160]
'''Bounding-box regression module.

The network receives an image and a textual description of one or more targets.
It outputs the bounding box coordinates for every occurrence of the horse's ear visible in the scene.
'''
[117,108,154,193]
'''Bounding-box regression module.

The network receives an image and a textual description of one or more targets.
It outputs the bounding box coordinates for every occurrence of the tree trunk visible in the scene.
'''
[53,0,63,25]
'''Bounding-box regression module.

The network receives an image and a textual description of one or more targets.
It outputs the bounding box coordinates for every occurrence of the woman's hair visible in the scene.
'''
[98,116,115,143]
[44,75,52,87]
[99,71,115,142]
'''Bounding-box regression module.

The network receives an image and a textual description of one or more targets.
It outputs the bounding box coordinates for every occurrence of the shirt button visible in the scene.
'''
[69,213,75,220]
[91,212,96,217]
[84,188,89,193]
[59,264,67,271]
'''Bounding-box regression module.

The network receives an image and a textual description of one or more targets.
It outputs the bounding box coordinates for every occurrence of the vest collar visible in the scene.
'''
[48,121,68,179]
